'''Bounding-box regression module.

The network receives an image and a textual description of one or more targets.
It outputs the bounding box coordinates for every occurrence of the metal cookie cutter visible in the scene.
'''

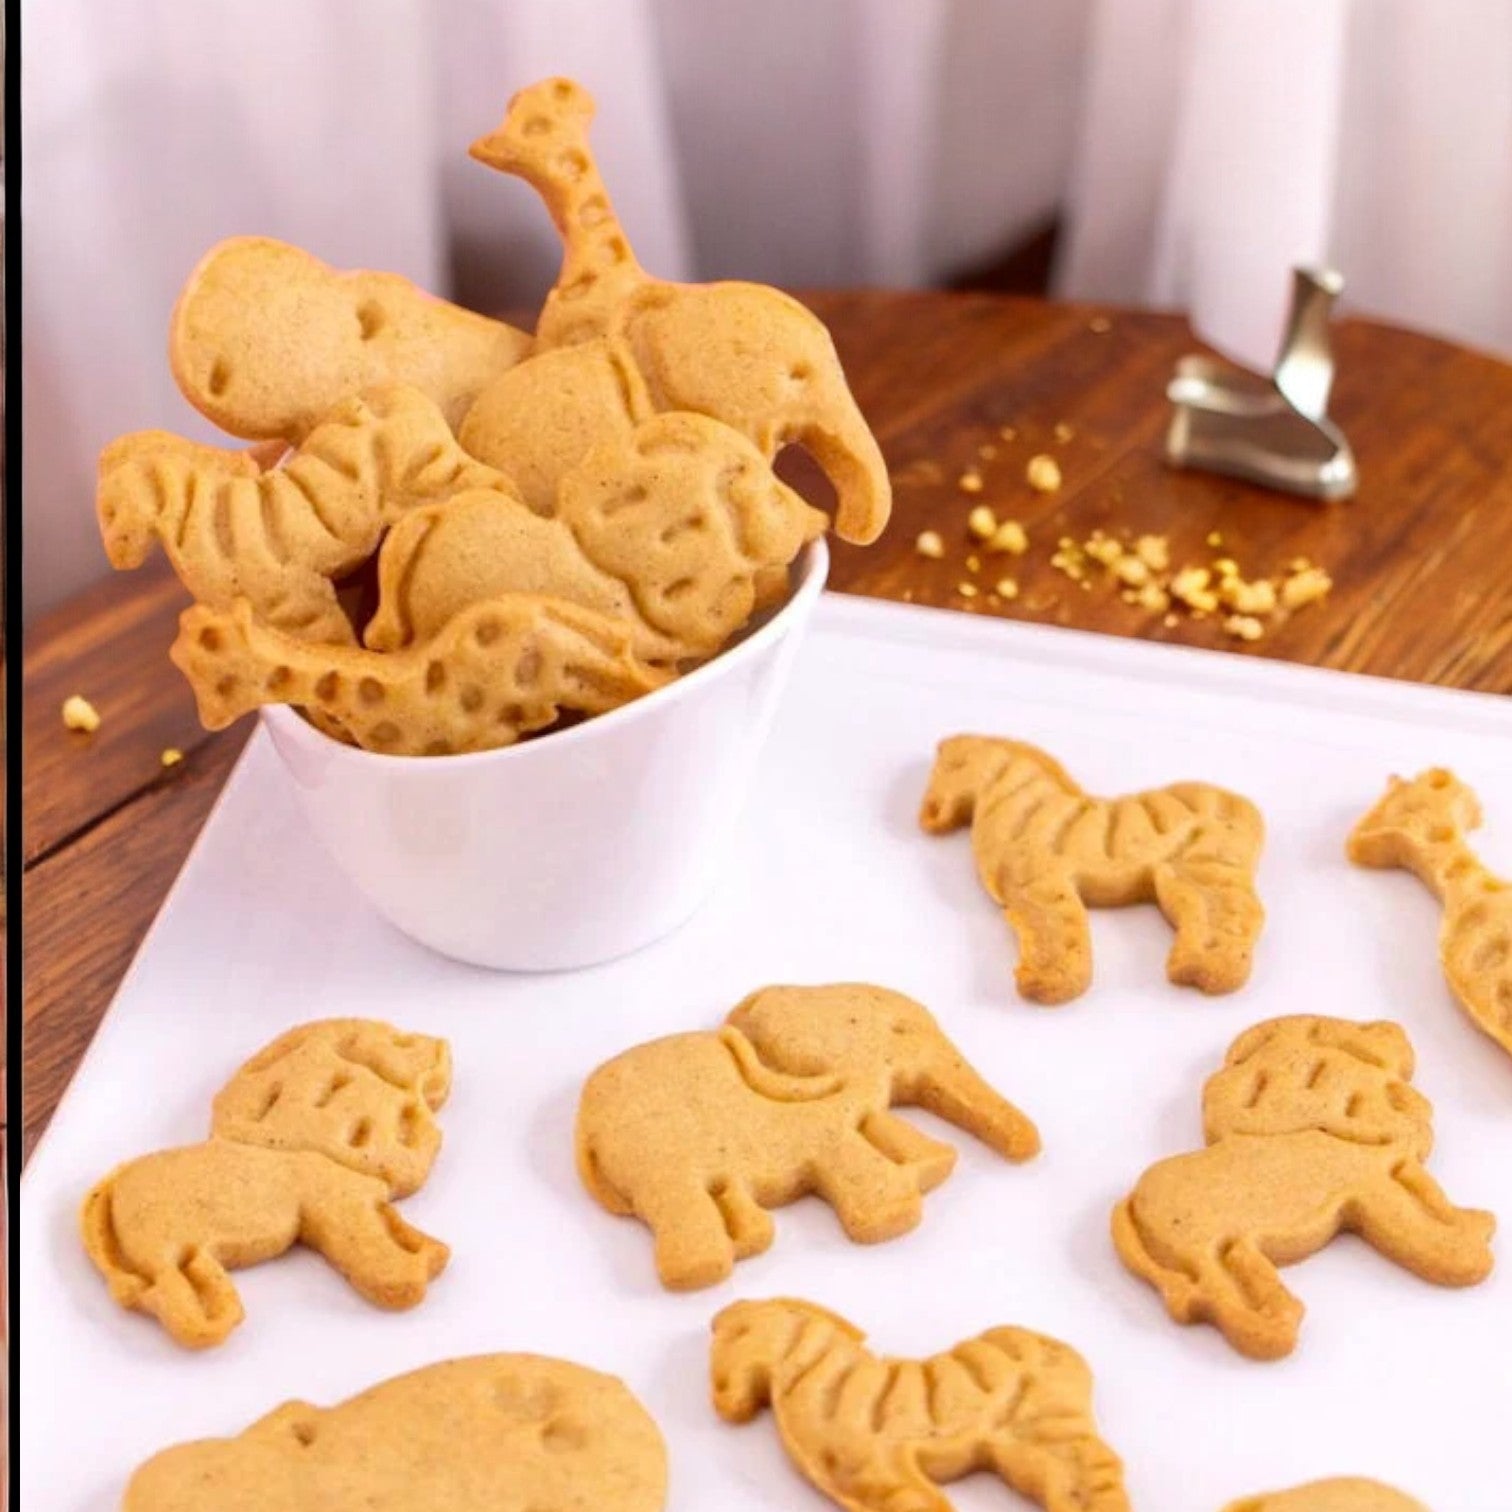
[1166,267,1357,500]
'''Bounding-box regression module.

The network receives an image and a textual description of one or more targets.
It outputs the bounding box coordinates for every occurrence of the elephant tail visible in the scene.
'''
[80,1175,151,1308]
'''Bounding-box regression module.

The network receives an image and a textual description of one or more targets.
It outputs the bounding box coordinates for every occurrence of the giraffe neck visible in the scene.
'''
[1409,835,1487,901]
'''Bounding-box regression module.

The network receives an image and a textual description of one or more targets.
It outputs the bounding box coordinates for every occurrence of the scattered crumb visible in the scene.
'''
[977,443,998,461]
[62,695,101,734]
[1026,454,1062,493]
[1288,556,1312,573]
[1089,316,1112,334]
[1134,583,1171,613]
[957,582,979,598]
[1053,422,1075,444]
[1171,566,1219,613]
[1084,532,1123,567]
[1224,614,1265,642]
[901,589,916,602]
[160,747,184,768]
[967,504,998,541]
[1220,577,1277,615]
[1281,564,1333,609]
[1134,534,1170,571]
[1113,556,1151,588]
[965,554,982,573]
[998,425,1017,442]
[958,470,985,494]
[1212,557,1240,580]
[1163,612,1179,627]
[987,520,1028,555]
[1050,541,1087,581]
[1207,531,1224,548]
[995,577,1019,600]
[915,530,945,559]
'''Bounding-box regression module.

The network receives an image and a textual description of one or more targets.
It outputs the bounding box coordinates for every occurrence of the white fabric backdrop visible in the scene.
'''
[21,0,1512,616]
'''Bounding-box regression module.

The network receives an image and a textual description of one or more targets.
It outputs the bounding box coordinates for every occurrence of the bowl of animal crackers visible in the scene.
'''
[95,77,892,969]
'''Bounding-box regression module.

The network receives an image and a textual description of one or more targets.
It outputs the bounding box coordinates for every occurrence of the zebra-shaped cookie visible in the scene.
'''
[711,1297,1129,1512]
[921,735,1265,1003]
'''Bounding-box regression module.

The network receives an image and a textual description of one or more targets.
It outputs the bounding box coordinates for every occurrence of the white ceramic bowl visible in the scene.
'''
[261,539,829,970]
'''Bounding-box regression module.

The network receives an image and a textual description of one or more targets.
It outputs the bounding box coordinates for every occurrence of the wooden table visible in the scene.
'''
[22,291,1512,1162]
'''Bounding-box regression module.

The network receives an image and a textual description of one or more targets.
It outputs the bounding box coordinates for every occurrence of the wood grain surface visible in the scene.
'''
[21,291,1512,1161]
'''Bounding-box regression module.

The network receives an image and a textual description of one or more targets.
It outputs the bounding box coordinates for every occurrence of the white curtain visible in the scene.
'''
[21,0,1512,616]
[1057,0,1512,369]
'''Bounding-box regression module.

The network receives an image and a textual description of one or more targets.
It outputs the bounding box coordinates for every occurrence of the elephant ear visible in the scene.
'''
[717,1028,844,1104]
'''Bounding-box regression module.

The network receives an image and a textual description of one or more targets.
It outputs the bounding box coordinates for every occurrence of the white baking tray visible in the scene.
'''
[21,596,1512,1511]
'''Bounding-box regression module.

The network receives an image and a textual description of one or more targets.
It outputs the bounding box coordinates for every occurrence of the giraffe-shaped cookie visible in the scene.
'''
[1349,768,1512,1061]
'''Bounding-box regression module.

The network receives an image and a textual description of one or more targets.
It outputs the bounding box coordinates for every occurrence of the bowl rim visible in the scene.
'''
[261,535,831,770]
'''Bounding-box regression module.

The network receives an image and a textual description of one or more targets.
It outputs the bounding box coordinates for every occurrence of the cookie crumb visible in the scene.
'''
[1207,531,1224,548]
[1113,555,1151,588]
[160,747,184,768]
[1026,454,1062,493]
[965,554,982,573]
[1053,422,1075,444]
[957,582,979,598]
[998,425,1017,442]
[1281,565,1333,609]
[1089,316,1112,334]
[62,695,101,734]
[1163,612,1179,627]
[1220,576,1277,615]
[1171,566,1219,613]
[915,530,945,559]
[1134,534,1170,571]
[1223,614,1265,642]
[1212,557,1240,580]
[1084,532,1123,568]
[967,504,998,541]
[995,577,1019,600]
[987,520,1028,555]
[957,470,984,494]
[1050,541,1087,581]
[977,442,998,462]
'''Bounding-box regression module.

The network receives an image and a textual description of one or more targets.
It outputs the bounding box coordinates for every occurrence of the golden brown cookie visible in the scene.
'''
[98,386,509,646]
[461,78,891,543]
[170,235,532,443]
[122,1353,668,1511]
[80,1018,451,1349]
[1112,1015,1494,1360]
[364,411,824,666]
[921,735,1266,1003]
[1349,768,1512,1061]
[1223,1478,1430,1512]
[711,1297,1129,1512]
[210,1018,451,1198]
[171,592,671,756]
[577,984,1039,1290]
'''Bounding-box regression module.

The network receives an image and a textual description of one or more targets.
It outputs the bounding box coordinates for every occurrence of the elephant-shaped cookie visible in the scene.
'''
[576,984,1040,1289]
[122,1353,668,1512]
[1112,1015,1494,1359]
[81,1019,452,1348]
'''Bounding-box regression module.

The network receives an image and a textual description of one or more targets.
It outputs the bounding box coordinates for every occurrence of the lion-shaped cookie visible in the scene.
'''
[122,1352,667,1512]
[81,1019,451,1349]
[1113,1015,1494,1359]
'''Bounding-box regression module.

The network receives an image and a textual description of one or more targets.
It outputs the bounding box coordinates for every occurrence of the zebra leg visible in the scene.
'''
[814,1130,932,1242]
[997,865,1092,1004]
[1153,854,1263,993]
[989,1427,1131,1512]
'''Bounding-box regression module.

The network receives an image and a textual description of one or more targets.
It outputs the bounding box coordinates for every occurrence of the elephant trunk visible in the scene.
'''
[909,1046,1041,1162]
[786,401,892,547]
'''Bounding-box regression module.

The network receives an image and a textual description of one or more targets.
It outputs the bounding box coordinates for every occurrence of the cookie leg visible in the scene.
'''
[142,1249,246,1348]
[857,1110,958,1191]
[301,1190,449,1309]
[835,1444,951,1512]
[1353,1162,1496,1285]
[999,867,1092,1004]
[709,1178,776,1261]
[1206,1238,1304,1359]
[989,1429,1130,1512]
[642,1182,741,1290]
[814,1132,931,1242]
[1154,856,1262,994]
